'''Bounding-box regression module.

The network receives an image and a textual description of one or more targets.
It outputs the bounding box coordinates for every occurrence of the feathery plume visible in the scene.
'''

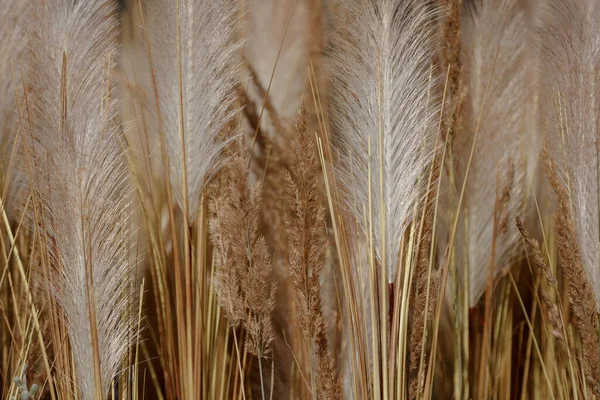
[539,0,600,305]
[0,0,29,210]
[24,1,135,398]
[144,0,241,220]
[456,0,531,305]
[328,0,440,283]
[539,2,600,389]
[0,0,27,148]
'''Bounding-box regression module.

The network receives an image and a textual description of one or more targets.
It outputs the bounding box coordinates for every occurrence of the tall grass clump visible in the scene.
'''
[1,0,600,399]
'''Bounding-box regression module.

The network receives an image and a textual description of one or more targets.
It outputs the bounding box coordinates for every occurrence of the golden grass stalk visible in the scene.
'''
[516,217,564,342]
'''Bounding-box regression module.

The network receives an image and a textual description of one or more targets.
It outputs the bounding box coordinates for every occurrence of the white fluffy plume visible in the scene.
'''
[25,1,135,397]
[539,0,600,305]
[0,0,27,147]
[328,0,439,283]
[144,0,241,220]
[0,0,29,208]
[457,0,532,306]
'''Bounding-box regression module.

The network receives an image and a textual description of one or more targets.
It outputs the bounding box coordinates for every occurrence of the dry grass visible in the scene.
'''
[284,102,341,400]
[543,145,600,398]
[1,1,600,399]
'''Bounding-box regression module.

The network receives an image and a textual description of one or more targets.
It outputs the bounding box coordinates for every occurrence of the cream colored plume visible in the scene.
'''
[328,0,440,283]
[144,0,242,220]
[456,0,533,306]
[24,1,135,397]
[0,0,30,209]
[539,0,600,305]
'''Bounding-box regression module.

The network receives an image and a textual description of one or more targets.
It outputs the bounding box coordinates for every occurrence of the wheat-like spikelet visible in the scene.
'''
[284,103,341,399]
[516,217,564,342]
[209,192,245,328]
[439,0,464,139]
[543,148,600,395]
[210,143,275,399]
[408,155,442,400]
[144,0,241,220]
[237,174,275,361]
[242,235,276,361]
[23,1,135,398]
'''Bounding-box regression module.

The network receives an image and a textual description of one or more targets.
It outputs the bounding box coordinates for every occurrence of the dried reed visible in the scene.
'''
[284,103,341,400]
[543,146,600,396]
